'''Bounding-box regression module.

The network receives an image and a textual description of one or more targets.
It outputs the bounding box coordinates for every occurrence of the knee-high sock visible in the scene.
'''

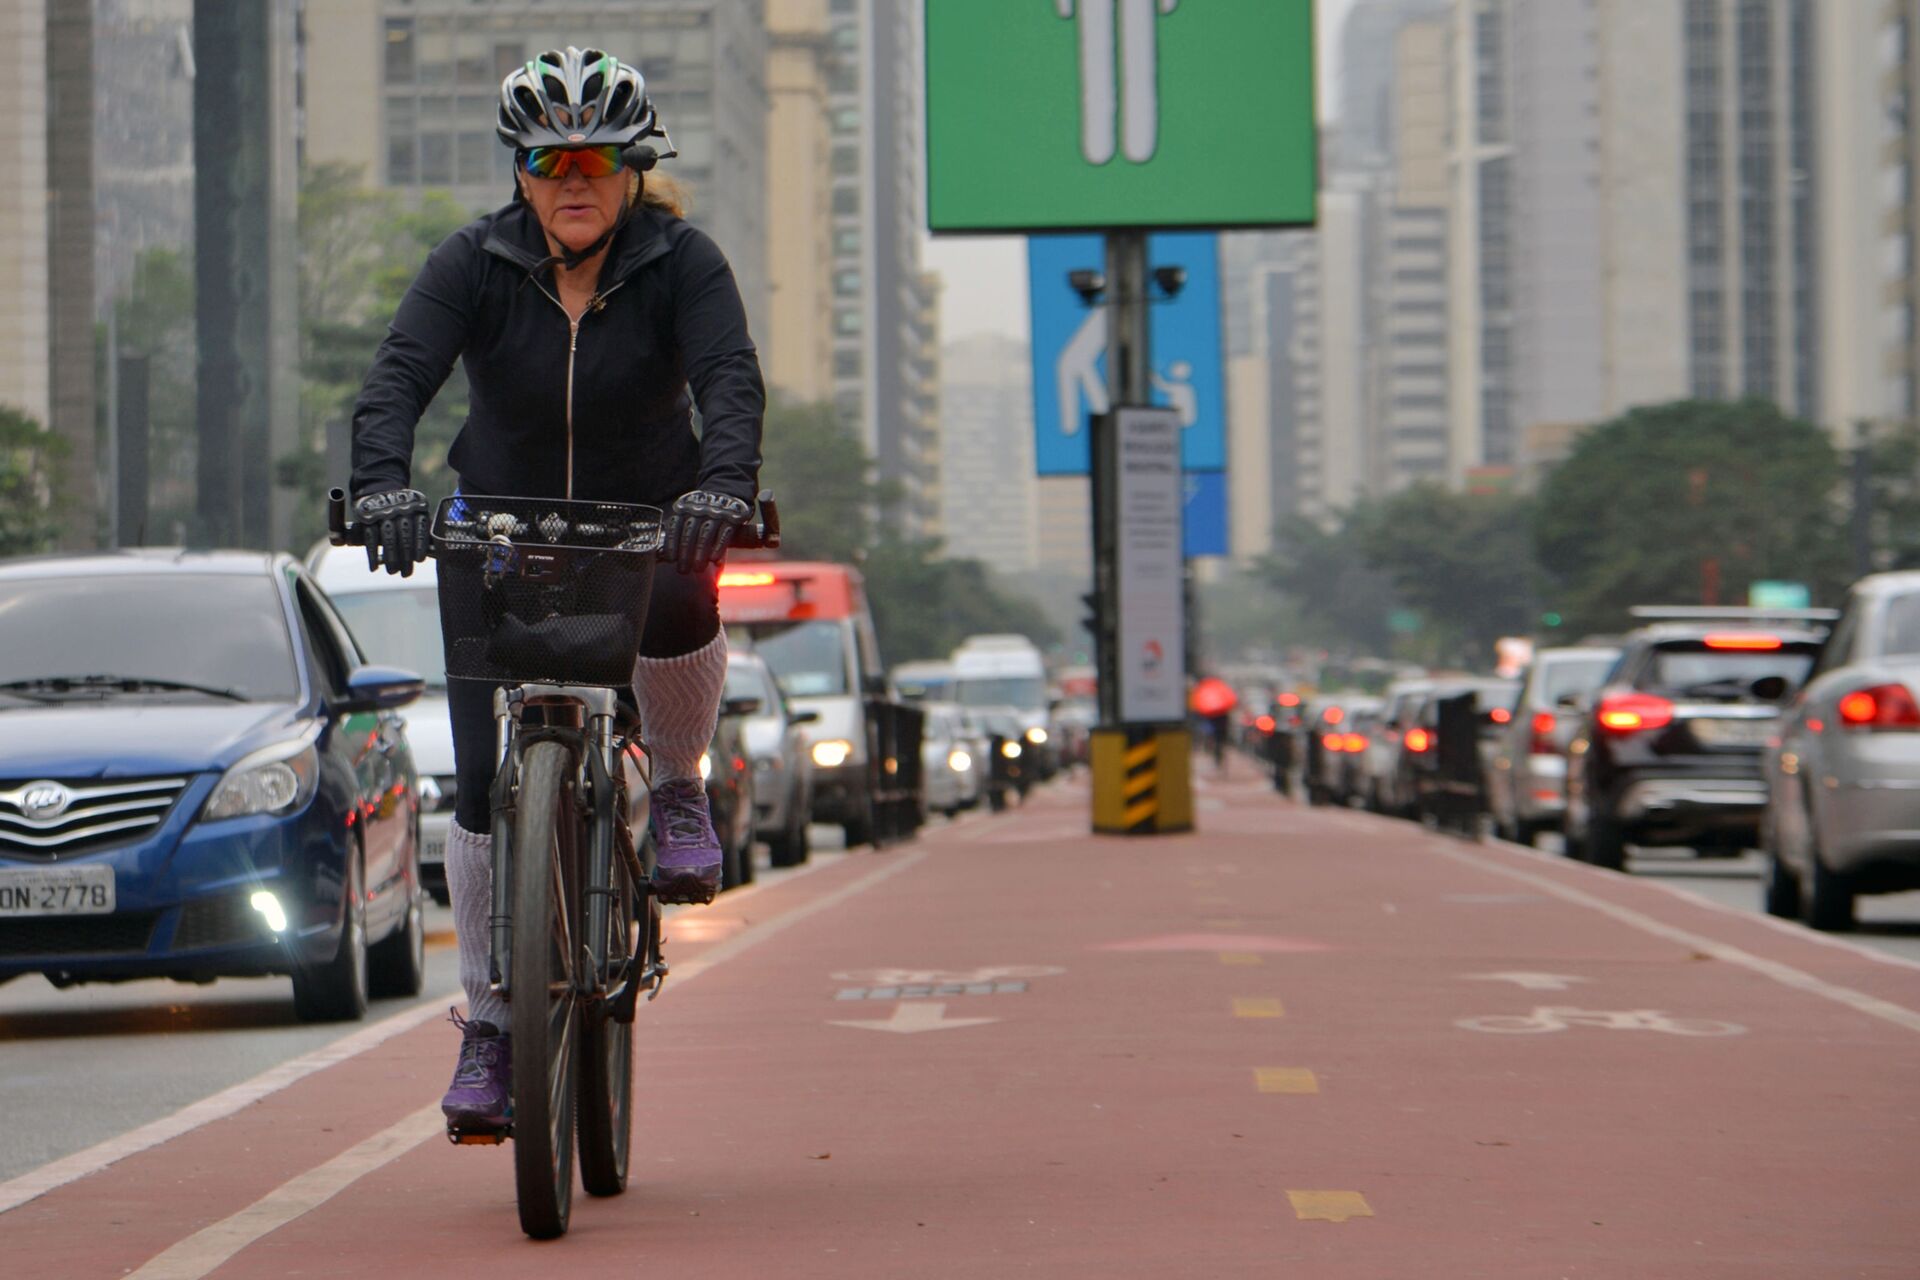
[632,630,728,784]
[445,818,507,1027]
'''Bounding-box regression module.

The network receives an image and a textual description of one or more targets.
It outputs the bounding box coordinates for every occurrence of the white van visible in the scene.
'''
[949,635,1056,777]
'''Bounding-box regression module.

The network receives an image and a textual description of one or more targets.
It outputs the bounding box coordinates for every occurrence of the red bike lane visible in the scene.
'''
[4,772,1916,1278]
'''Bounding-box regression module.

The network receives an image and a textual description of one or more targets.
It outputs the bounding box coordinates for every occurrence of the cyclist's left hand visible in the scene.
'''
[665,490,751,574]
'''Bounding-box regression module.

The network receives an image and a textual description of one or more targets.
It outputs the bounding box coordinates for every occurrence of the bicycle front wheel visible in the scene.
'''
[510,741,581,1239]
[577,833,638,1197]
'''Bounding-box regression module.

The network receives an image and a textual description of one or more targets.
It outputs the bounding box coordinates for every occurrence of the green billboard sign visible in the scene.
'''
[925,0,1317,234]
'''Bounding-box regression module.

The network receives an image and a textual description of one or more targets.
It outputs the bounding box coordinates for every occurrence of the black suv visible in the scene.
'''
[1563,611,1830,870]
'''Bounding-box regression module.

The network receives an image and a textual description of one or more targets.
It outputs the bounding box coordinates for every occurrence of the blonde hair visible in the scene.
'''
[635,171,690,218]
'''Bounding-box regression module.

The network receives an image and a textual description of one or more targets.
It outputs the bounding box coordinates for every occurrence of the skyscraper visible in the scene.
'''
[826,0,939,539]
[938,333,1035,571]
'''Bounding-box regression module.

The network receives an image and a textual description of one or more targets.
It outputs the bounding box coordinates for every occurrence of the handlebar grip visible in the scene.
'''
[326,488,355,546]
[756,490,781,551]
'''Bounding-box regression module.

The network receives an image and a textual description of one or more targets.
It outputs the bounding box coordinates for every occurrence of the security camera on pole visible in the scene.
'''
[925,0,1317,834]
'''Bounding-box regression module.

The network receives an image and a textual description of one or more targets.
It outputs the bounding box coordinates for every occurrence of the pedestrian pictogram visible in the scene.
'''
[1054,0,1182,166]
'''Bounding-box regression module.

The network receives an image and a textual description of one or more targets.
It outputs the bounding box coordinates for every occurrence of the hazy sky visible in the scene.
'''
[922,0,1355,345]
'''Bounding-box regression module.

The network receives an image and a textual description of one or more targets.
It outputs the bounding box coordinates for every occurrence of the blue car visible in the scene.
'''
[0,550,427,1021]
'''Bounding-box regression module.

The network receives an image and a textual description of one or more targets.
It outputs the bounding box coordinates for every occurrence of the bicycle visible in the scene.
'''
[327,486,778,1239]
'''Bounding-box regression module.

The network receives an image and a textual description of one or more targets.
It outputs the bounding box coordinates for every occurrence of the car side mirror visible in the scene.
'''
[340,664,423,713]
[1750,675,1790,702]
[1555,691,1583,709]
[789,709,821,725]
[722,696,763,717]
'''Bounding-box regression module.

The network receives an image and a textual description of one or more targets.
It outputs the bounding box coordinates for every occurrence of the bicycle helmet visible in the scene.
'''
[497,47,660,151]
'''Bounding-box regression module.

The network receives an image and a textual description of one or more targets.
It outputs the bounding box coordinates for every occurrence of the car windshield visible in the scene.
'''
[895,672,952,701]
[327,587,447,689]
[747,620,849,697]
[1649,646,1816,695]
[1880,592,1920,658]
[1537,655,1617,704]
[0,573,299,701]
[726,663,777,710]
[954,676,1047,710]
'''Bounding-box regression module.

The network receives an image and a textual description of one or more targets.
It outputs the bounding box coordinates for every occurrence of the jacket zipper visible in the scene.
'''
[533,277,628,500]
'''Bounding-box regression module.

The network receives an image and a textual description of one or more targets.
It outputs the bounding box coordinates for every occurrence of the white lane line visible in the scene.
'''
[1422,836,1920,1034]
[123,1104,444,1280]
[0,997,447,1217]
[109,846,933,1280]
[1627,864,1920,976]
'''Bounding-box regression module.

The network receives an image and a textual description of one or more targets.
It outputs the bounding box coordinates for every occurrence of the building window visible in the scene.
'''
[834,269,862,296]
[835,229,860,255]
[419,130,453,185]
[493,42,525,81]
[832,186,859,215]
[385,20,415,81]
[831,145,859,176]
[835,309,863,335]
[387,135,416,184]
[458,131,493,185]
[834,351,862,378]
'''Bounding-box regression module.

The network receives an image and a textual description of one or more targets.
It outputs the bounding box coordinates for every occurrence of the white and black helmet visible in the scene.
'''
[497,47,661,151]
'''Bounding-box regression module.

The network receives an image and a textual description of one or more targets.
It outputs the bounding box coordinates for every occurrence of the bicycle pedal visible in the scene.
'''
[446,1123,511,1146]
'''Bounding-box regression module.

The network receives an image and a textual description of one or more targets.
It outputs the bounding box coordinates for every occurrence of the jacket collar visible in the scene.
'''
[481,201,674,285]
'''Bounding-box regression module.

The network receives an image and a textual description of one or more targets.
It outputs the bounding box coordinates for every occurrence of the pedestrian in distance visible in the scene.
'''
[344,47,765,1137]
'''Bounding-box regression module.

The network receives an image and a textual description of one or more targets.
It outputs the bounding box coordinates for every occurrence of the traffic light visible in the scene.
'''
[1541,611,1564,629]
[1081,590,1101,639]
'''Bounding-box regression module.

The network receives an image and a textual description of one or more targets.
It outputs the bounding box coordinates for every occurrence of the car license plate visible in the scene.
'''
[1691,717,1775,748]
[0,864,116,916]
[421,836,446,865]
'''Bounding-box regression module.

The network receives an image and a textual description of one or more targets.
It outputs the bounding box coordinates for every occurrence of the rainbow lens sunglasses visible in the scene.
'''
[520,144,628,180]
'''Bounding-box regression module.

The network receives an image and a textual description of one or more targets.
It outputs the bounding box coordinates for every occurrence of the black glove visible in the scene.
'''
[664,490,752,574]
[353,489,430,577]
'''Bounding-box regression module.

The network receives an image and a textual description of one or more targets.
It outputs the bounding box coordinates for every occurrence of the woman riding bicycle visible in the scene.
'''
[346,48,763,1134]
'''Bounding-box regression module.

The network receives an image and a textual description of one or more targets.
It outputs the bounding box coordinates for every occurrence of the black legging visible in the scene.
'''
[443,561,719,832]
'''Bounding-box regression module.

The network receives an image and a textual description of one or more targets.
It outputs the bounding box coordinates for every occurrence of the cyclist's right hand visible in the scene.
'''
[353,489,430,576]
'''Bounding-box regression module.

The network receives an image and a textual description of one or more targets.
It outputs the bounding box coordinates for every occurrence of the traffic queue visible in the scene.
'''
[1239,574,1920,933]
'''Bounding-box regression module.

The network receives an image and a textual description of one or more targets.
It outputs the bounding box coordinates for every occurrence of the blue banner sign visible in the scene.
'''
[1028,232,1225,476]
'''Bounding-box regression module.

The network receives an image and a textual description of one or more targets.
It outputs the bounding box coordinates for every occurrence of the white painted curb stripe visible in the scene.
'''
[1423,836,1920,1034]
[0,997,447,1217]
[124,1104,445,1280]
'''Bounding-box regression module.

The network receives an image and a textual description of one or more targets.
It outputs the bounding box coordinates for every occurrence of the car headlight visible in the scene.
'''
[698,751,713,781]
[203,735,321,823]
[812,739,854,768]
[1026,727,1049,745]
[948,749,973,772]
[1001,741,1022,759]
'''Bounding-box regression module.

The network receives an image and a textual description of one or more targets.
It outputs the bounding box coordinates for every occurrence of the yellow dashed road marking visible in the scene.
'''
[1218,952,1262,966]
[1255,1066,1318,1093]
[1234,998,1285,1018]
[1288,1190,1372,1222]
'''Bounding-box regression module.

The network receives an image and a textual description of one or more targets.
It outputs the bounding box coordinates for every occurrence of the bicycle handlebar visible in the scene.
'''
[325,487,781,556]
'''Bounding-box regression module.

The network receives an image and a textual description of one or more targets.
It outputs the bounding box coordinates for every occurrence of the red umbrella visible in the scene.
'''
[1189,677,1238,717]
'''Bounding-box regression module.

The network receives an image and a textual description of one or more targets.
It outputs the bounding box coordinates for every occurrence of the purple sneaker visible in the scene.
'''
[650,777,723,904]
[441,1009,511,1132]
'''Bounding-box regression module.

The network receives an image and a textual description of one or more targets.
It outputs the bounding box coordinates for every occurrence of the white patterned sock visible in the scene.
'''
[632,630,728,784]
[445,818,507,1028]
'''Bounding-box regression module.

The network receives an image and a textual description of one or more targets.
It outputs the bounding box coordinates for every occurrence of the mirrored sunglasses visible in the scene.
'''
[521,144,627,180]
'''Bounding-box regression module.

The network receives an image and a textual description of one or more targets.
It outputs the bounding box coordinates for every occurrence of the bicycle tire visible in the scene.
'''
[577,839,637,1197]
[510,741,580,1239]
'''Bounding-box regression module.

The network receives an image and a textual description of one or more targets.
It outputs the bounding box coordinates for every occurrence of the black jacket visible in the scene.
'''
[349,201,763,508]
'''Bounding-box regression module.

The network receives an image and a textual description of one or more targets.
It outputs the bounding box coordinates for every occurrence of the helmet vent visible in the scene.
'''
[582,72,604,104]
[541,73,567,103]
[513,86,546,127]
[606,81,634,121]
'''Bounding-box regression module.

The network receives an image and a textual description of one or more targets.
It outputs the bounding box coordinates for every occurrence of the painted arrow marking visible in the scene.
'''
[1460,971,1592,991]
[829,1001,999,1034]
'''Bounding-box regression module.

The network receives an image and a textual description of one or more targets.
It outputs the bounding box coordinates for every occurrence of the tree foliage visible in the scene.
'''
[0,405,67,557]
[757,395,1057,664]
[283,164,473,548]
[1533,400,1848,634]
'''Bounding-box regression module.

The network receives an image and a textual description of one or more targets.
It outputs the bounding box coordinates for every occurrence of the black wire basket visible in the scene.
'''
[432,494,664,687]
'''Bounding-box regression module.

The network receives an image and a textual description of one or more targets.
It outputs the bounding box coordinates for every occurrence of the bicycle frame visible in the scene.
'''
[485,682,657,1014]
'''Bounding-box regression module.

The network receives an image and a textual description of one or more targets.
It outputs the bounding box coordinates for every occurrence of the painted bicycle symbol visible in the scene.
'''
[1456,1006,1746,1037]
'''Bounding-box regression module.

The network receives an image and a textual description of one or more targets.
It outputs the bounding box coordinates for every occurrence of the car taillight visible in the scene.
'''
[1596,692,1674,733]
[1256,714,1275,733]
[1341,733,1367,752]
[1404,727,1432,753]
[1703,633,1782,651]
[1530,710,1557,755]
[1323,706,1345,726]
[1489,706,1512,724]
[1837,683,1920,730]
[1322,732,1345,752]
